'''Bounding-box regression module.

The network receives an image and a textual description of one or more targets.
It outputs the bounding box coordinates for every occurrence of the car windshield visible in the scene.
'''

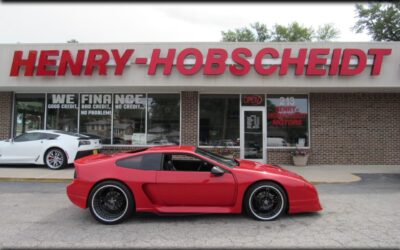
[195,148,238,168]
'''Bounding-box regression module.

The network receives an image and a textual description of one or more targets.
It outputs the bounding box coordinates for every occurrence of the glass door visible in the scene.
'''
[240,106,266,163]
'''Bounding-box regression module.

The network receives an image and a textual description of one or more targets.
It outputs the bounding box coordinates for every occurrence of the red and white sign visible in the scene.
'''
[9,47,392,77]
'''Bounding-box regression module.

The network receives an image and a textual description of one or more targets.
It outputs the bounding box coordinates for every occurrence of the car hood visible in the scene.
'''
[235,159,305,180]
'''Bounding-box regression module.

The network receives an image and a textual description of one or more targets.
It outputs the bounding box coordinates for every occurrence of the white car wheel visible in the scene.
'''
[44,148,67,170]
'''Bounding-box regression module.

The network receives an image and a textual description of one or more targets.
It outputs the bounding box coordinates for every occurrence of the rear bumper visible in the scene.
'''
[66,180,89,209]
[75,149,100,160]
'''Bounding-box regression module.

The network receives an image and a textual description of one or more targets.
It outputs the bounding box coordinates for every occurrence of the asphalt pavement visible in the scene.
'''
[0,173,399,248]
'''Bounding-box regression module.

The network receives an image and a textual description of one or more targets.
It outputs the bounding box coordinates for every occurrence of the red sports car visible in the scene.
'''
[67,146,322,224]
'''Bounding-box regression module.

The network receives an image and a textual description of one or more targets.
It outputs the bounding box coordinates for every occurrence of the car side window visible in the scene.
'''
[13,133,42,142]
[40,133,60,140]
[163,153,213,172]
[116,153,162,171]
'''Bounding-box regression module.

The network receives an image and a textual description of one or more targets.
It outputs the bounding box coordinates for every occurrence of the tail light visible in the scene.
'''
[78,140,91,146]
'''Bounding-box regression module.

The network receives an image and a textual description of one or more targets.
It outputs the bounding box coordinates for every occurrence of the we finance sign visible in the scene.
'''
[9,47,392,77]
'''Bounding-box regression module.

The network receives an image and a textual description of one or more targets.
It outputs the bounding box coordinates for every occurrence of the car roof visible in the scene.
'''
[26,130,55,134]
[146,145,196,152]
[26,130,84,137]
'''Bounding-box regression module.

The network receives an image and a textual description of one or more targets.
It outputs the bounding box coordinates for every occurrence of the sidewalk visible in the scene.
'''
[281,164,400,183]
[0,165,399,184]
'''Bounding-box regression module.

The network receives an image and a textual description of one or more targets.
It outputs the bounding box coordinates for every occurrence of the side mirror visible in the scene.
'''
[211,166,225,176]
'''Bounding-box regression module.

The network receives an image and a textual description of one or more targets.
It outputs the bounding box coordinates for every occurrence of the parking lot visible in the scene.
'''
[0,173,399,249]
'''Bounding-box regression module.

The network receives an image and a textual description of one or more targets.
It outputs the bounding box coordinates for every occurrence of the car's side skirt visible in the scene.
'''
[150,206,240,214]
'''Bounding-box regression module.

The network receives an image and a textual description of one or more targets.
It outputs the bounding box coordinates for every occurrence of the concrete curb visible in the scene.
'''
[0,177,72,183]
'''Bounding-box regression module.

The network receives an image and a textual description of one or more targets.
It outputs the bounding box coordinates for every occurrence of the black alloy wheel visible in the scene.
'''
[88,180,134,225]
[244,181,287,221]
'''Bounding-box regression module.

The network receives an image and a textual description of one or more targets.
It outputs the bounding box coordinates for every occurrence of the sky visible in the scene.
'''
[0,3,372,43]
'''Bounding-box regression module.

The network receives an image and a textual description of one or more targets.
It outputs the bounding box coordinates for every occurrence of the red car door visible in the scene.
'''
[154,153,236,207]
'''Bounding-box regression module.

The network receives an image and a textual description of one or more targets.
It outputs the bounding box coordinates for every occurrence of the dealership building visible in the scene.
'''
[0,42,399,165]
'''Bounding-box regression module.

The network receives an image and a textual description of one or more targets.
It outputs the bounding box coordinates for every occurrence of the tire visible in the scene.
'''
[244,181,287,221]
[44,148,67,170]
[88,180,134,225]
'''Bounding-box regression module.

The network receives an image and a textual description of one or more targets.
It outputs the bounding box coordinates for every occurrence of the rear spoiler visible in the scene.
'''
[78,135,101,140]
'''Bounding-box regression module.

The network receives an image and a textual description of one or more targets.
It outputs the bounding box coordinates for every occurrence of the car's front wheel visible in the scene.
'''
[88,181,134,225]
[244,181,287,221]
[44,148,67,170]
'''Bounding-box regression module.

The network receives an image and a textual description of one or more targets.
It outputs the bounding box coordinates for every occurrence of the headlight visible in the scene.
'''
[78,140,91,146]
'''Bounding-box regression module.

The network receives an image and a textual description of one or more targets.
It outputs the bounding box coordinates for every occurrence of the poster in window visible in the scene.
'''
[80,94,112,115]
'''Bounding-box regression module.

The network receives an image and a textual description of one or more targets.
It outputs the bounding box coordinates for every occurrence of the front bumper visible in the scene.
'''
[289,198,323,214]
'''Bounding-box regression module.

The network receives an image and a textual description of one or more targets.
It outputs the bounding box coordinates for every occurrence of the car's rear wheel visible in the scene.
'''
[44,148,67,170]
[244,181,287,221]
[88,181,134,225]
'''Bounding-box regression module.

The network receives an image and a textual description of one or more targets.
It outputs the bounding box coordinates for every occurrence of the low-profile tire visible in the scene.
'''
[244,181,288,221]
[88,180,134,225]
[44,148,67,170]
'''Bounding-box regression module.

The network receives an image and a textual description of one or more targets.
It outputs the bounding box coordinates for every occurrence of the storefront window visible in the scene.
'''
[12,93,181,146]
[267,95,309,147]
[199,94,240,147]
[147,94,180,145]
[14,94,45,136]
[79,93,112,144]
[46,94,78,132]
[113,94,146,145]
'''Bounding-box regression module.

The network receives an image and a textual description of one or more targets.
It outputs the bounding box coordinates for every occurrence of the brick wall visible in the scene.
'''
[0,92,13,140]
[267,149,292,165]
[308,93,400,165]
[181,91,198,146]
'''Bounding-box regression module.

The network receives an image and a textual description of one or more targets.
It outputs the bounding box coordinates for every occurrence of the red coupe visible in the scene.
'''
[67,146,322,224]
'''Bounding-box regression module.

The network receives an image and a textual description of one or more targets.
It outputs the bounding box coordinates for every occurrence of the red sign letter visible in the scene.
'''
[329,48,342,76]
[254,48,279,75]
[58,50,85,76]
[37,50,59,76]
[306,48,330,76]
[368,48,392,75]
[229,48,252,76]
[280,48,307,75]
[112,49,134,75]
[10,50,37,76]
[204,48,227,75]
[85,49,110,76]
[176,48,203,75]
[148,49,176,75]
[340,49,367,76]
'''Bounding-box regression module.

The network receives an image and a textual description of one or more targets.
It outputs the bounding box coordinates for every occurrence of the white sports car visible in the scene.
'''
[0,130,102,170]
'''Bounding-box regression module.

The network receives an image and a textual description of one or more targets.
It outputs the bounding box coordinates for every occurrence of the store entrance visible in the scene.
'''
[240,106,266,164]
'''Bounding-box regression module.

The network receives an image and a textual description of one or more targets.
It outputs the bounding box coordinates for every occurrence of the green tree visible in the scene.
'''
[353,3,400,41]
[272,22,314,42]
[250,22,270,42]
[221,22,340,42]
[315,23,341,41]
[221,27,255,42]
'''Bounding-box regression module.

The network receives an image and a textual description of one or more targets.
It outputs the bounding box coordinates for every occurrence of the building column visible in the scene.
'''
[0,92,13,140]
[181,91,198,146]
